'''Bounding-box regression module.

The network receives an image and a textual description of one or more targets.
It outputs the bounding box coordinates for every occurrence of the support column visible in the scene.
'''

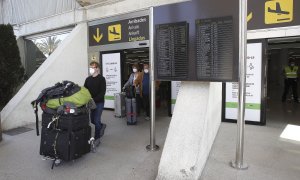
[156,82,222,179]
[230,0,248,170]
[0,114,2,142]
[146,7,159,151]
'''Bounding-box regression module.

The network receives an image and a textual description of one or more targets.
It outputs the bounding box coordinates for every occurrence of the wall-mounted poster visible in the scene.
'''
[225,42,264,123]
[102,52,121,108]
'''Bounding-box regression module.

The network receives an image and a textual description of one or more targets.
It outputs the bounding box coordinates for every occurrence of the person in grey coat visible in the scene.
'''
[123,63,143,115]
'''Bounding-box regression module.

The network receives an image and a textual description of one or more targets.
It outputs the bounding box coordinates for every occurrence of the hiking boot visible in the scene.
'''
[100,123,107,138]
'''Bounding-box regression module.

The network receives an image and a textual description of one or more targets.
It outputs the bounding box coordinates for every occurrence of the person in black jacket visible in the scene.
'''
[84,61,106,146]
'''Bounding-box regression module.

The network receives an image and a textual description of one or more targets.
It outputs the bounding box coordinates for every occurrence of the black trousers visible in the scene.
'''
[142,94,150,117]
[282,78,298,101]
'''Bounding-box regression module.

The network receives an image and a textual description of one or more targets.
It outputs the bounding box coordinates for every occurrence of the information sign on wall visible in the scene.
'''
[196,16,236,81]
[248,0,300,30]
[265,0,293,24]
[156,22,189,80]
[89,16,149,46]
[154,0,239,81]
[225,43,263,122]
[102,53,121,108]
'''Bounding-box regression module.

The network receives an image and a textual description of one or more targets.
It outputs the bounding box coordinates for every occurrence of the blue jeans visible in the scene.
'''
[91,102,104,139]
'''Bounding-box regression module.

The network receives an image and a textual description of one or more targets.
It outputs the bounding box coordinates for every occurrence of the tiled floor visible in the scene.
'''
[0,109,171,180]
[0,96,299,180]
[200,93,300,180]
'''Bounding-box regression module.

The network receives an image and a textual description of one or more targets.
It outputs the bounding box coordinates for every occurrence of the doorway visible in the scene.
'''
[100,47,170,117]
[266,36,300,127]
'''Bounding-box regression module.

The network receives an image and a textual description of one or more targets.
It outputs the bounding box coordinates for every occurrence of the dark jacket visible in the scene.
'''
[84,74,106,103]
[142,72,150,96]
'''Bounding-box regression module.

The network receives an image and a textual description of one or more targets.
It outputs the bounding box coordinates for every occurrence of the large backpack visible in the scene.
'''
[31,81,91,136]
[46,87,91,109]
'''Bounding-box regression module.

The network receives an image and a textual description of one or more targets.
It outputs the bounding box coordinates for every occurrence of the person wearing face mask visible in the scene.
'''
[141,64,150,120]
[123,63,143,116]
[282,58,299,103]
[84,61,107,147]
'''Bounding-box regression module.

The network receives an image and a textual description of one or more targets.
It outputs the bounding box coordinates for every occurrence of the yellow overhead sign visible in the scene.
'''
[108,24,121,42]
[265,0,293,24]
[247,12,253,22]
[89,16,149,46]
[93,28,103,43]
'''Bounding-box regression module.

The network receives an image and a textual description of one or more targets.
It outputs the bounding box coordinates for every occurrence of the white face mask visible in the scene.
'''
[133,68,137,73]
[89,68,95,75]
[144,69,149,73]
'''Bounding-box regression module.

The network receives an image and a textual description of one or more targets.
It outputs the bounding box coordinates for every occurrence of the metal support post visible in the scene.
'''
[146,7,159,151]
[231,0,248,169]
[0,114,2,142]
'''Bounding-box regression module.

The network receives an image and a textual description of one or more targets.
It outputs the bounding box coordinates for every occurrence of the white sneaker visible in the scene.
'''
[54,159,61,166]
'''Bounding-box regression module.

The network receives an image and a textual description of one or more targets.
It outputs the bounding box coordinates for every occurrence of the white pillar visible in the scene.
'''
[157,82,222,179]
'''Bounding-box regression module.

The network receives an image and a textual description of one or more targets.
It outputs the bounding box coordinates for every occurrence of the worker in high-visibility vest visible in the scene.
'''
[282,59,299,103]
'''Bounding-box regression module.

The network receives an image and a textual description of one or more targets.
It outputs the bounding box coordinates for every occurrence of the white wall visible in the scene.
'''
[0,0,78,25]
[248,25,300,40]
[156,82,222,180]
[15,10,81,38]
[14,0,189,37]
[0,23,88,130]
[86,0,189,21]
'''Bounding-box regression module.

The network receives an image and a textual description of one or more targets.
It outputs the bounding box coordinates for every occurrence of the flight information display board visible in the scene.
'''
[156,22,189,80]
[196,16,236,81]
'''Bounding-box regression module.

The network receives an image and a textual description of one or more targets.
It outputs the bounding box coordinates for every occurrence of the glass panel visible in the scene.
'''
[24,33,70,79]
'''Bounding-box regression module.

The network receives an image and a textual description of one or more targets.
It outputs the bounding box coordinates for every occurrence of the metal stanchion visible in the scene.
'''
[230,0,248,169]
[0,114,2,142]
[146,7,159,151]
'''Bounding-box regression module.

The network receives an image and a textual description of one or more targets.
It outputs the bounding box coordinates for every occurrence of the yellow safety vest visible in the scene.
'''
[285,66,298,78]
